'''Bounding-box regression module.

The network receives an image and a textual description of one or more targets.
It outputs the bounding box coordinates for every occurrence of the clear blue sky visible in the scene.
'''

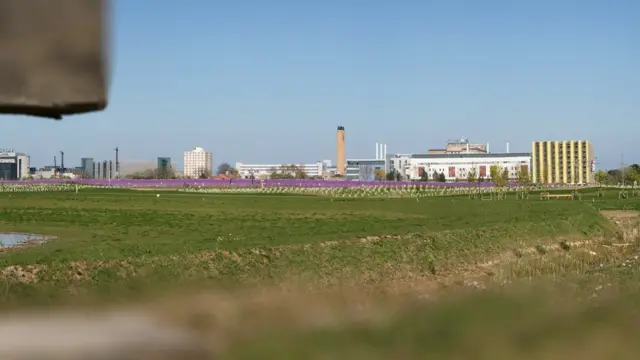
[1,0,637,170]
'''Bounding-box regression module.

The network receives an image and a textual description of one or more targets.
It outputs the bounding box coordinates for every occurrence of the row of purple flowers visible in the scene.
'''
[0,179,529,188]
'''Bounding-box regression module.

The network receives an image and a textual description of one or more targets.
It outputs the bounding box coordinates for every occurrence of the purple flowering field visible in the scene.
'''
[0,179,522,188]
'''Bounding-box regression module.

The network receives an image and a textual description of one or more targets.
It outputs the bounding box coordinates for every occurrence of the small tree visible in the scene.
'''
[155,165,175,179]
[625,167,640,185]
[607,169,622,184]
[198,168,211,179]
[386,169,398,181]
[276,164,302,179]
[516,166,530,184]
[467,168,477,183]
[419,168,429,182]
[216,162,238,177]
[142,169,155,179]
[594,169,609,185]
[490,165,507,187]
[374,168,386,181]
[432,170,439,182]
[489,165,499,182]
[438,172,446,182]
[294,165,308,179]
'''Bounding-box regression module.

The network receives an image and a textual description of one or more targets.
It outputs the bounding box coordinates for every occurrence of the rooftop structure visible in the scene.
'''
[428,137,488,154]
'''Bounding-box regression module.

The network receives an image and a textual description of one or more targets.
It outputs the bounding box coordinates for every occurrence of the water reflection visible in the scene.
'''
[0,233,53,248]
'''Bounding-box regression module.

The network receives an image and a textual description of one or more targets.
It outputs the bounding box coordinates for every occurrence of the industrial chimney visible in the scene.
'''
[506,142,510,153]
[336,126,345,175]
[375,142,379,160]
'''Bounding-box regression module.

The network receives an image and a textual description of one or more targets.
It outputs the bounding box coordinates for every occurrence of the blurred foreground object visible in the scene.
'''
[0,311,210,360]
[0,0,109,119]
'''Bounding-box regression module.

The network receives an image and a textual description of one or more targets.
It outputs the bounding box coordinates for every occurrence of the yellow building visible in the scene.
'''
[531,140,595,185]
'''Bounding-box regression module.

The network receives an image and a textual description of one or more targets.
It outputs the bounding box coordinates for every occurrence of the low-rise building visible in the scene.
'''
[235,161,327,179]
[390,153,531,181]
[345,159,385,181]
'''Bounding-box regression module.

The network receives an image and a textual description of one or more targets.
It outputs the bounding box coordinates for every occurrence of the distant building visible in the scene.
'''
[235,161,326,179]
[0,149,30,180]
[427,137,488,155]
[531,140,594,185]
[81,157,94,178]
[183,147,213,178]
[157,157,171,170]
[345,159,385,181]
[389,152,531,181]
[91,160,115,180]
[156,157,172,178]
[35,168,56,179]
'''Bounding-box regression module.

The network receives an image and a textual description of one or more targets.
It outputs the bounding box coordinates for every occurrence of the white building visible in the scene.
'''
[391,153,531,181]
[183,147,213,178]
[235,161,326,179]
[0,150,30,180]
[35,168,56,179]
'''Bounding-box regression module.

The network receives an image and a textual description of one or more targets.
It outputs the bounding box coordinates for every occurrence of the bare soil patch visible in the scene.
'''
[600,210,640,220]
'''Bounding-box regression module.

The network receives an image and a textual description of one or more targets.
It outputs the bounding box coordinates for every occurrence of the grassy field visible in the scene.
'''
[0,187,639,359]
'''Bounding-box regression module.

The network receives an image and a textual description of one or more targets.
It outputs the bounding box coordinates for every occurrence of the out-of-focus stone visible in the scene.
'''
[0,311,211,360]
[0,0,109,119]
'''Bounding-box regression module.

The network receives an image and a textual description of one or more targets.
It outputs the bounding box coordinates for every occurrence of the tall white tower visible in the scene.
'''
[183,147,213,178]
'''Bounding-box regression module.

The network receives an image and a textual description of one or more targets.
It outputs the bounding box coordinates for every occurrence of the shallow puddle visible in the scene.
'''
[0,233,53,248]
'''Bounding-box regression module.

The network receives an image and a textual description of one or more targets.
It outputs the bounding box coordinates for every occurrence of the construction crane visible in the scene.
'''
[60,151,65,176]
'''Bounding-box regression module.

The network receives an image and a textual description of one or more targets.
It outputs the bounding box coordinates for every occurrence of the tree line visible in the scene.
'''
[595,164,640,185]
[123,163,319,180]
[125,162,240,180]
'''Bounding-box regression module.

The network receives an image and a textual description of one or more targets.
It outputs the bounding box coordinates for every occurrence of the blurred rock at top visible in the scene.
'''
[0,0,109,119]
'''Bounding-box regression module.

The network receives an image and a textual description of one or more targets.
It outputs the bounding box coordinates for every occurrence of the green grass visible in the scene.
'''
[0,188,631,303]
[0,189,614,261]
